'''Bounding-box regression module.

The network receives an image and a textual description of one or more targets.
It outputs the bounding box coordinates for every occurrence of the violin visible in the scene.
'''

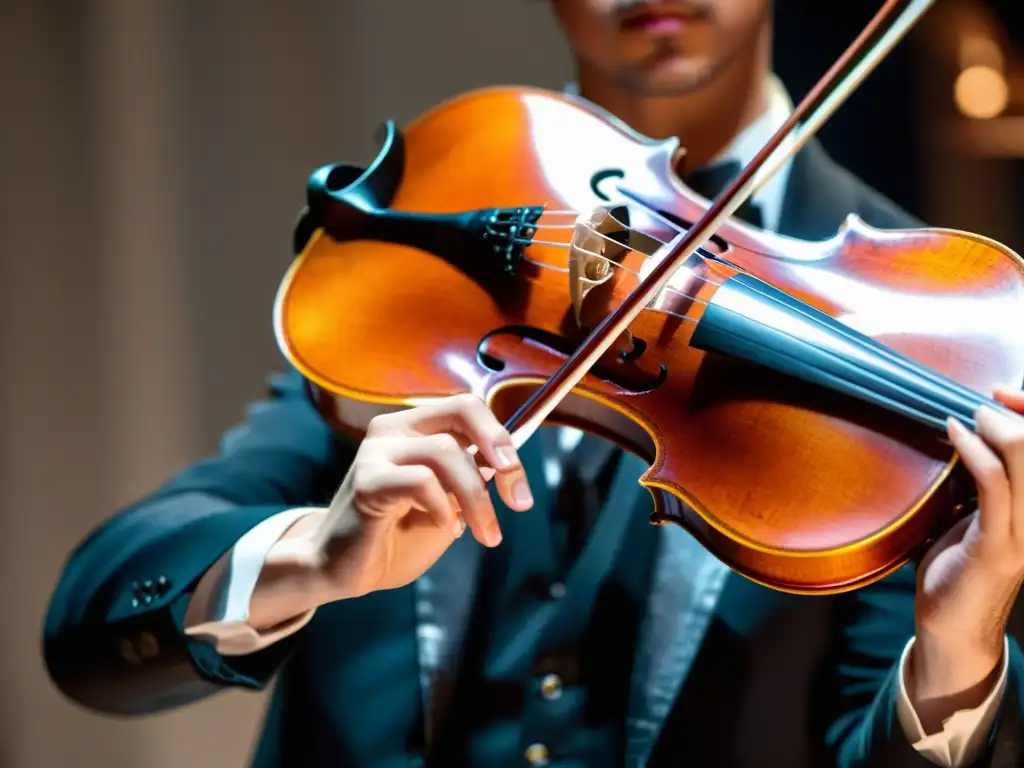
[273,0,1024,595]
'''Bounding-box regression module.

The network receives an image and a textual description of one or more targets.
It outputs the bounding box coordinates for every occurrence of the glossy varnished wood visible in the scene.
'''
[275,87,1024,594]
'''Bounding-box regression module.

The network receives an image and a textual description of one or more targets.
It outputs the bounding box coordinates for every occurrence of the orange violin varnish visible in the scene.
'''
[274,86,1024,595]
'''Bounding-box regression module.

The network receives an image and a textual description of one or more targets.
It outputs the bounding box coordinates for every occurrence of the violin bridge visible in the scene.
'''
[568,206,629,328]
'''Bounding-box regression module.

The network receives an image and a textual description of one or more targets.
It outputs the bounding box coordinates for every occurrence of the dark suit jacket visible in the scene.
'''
[42,138,1024,767]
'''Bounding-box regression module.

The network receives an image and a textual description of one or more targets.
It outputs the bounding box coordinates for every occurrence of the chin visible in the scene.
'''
[626,55,717,96]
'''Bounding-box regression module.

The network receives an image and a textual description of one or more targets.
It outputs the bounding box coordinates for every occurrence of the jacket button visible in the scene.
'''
[119,638,141,666]
[137,631,159,660]
[547,582,565,600]
[155,576,171,594]
[524,743,549,766]
[540,674,562,701]
[130,582,145,608]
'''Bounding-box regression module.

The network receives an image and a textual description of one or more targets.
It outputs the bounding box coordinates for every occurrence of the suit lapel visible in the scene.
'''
[412,525,481,748]
[777,138,862,240]
[625,516,730,766]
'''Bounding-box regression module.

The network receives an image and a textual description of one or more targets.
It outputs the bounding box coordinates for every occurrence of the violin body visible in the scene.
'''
[275,85,1024,594]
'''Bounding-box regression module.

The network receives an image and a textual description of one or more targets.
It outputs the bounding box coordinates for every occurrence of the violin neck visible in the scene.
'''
[689,272,996,435]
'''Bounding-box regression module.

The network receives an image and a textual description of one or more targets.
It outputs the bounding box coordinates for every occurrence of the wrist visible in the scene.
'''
[248,511,334,631]
[907,631,1004,734]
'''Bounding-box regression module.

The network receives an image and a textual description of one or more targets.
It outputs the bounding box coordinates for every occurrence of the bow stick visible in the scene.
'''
[503,0,937,447]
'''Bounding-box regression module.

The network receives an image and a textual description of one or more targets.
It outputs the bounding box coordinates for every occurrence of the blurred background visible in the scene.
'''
[1,0,1023,765]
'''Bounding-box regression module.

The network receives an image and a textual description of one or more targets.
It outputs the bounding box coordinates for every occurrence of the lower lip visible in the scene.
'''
[625,15,687,34]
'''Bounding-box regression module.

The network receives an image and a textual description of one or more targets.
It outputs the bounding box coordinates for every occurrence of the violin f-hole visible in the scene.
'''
[620,335,647,363]
[476,325,667,394]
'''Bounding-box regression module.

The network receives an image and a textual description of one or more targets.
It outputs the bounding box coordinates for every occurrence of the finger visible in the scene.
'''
[354,462,463,538]
[491,469,532,513]
[994,387,1024,416]
[367,432,523,518]
[381,394,534,512]
[430,394,534,512]
[397,394,525,470]
[381,433,503,547]
[438,432,497,482]
[976,406,1024,545]
[442,432,532,511]
[948,416,1012,539]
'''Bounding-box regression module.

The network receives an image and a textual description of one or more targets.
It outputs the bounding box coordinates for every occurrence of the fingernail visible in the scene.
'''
[453,518,466,538]
[513,478,533,508]
[496,445,518,469]
[487,521,503,547]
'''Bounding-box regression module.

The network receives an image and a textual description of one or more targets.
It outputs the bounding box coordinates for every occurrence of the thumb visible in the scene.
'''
[915,513,972,572]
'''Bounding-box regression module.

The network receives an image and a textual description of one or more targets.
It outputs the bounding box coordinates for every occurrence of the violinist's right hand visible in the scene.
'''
[246,394,533,631]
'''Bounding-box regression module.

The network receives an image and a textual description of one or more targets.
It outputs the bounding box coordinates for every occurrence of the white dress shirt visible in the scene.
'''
[183,75,1007,768]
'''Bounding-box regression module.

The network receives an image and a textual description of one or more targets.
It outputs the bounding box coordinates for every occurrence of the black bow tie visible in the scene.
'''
[684,160,764,229]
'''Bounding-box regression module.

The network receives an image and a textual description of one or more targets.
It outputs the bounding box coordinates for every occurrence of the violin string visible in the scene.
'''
[511,217,974,413]
[509,214,724,302]
[642,304,698,325]
[532,220,672,254]
[523,222,577,230]
[516,242,714,294]
[504,238,713,334]
[526,267,701,326]
[533,207,681,241]
[513,238,718,302]
[485,206,732,322]
[513,201,983,430]
[526,206,735,282]
[519,215,727,284]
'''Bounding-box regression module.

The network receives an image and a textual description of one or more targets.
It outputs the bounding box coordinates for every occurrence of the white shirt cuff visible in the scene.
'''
[896,634,1009,767]
[183,507,321,656]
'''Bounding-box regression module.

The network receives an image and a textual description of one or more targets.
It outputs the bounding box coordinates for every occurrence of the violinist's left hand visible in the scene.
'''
[908,387,1024,734]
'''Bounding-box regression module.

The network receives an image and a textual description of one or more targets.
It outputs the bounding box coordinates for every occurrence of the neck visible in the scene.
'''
[575,26,772,172]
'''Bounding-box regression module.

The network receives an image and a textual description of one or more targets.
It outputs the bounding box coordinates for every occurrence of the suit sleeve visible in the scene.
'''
[816,563,1024,767]
[41,368,354,716]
